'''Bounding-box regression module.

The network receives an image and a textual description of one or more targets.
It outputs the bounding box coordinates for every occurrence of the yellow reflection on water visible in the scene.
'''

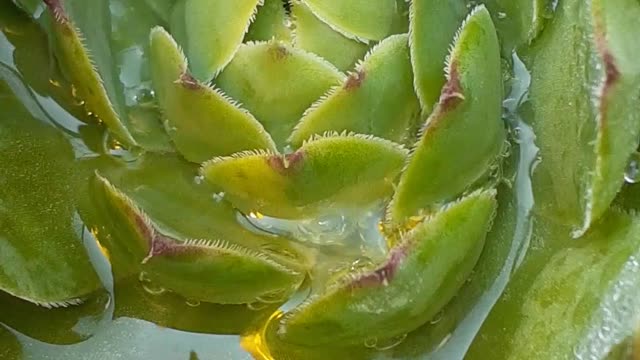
[240,310,283,360]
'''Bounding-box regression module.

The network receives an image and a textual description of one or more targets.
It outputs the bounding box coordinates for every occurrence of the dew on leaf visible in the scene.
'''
[624,152,640,184]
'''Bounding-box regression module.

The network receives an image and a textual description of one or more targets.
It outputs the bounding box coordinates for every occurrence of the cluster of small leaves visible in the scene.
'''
[2,0,640,355]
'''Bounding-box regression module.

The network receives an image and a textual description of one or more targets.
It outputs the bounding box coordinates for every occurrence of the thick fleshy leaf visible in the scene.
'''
[114,277,279,334]
[291,0,369,71]
[42,0,173,151]
[171,0,261,81]
[149,27,276,162]
[278,189,497,346]
[288,34,420,147]
[142,238,305,305]
[83,153,309,273]
[246,0,291,42]
[582,0,640,235]
[143,0,175,22]
[301,0,395,41]
[216,41,344,147]
[480,0,547,55]
[43,0,136,147]
[525,0,640,235]
[467,209,640,359]
[92,172,305,305]
[409,0,467,111]
[387,6,505,226]
[201,134,408,218]
[0,74,101,307]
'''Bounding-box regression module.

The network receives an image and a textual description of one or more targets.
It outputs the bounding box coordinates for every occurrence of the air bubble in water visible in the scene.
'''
[624,152,640,184]
[247,301,269,311]
[364,337,378,349]
[375,333,408,351]
[139,271,166,295]
[186,299,201,307]
[212,192,225,202]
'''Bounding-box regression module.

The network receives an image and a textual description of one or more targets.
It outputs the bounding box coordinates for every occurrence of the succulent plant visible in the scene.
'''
[1,0,640,359]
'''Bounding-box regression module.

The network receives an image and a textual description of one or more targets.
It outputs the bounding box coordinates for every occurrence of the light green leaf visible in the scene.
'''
[525,0,640,235]
[467,209,640,359]
[409,0,467,111]
[92,170,306,305]
[149,27,276,162]
[43,0,137,147]
[388,6,505,226]
[289,34,420,147]
[216,40,344,148]
[201,134,408,218]
[278,189,497,346]
[291,0,370,71]
[171,0,262,82]
[301,0,395,41]
[479,0,547,55]
[246,0,291,42]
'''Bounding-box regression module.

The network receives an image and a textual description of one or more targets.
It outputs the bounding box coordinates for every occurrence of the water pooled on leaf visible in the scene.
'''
[624,152,640,184]
[185,299,201,307]
[374,333,408,350]
[139,271,166,295]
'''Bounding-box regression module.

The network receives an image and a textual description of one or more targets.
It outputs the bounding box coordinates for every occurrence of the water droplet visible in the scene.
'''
[364,337,378,348]
[430,311,444,324]
[247,301,269,311]
[194,175,204,185]
[142,283,166,295]
[497,12,507,19]
[624,152,640,183]
[139,271,166,295]
[134,88,155,104]
[212,192,225,202]
[186,299,201,307]
[374,333,408,351]
[49,79,61,87]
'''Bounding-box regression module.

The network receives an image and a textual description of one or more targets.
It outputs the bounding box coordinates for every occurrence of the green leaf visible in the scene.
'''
[0,326,21,360]
[114,277,278,334]
[0,290,109,345]
[43,0,137,147]
[0,72,101,307]
[582,0,640,235]
[290,0,370,71]
[288,34,421,148]
[42,0,173,151]
[409,0,467,111]
[301,0,395,41]
[278,189,497,346]
[246,0,291,42]
[85,153,309,304]
[215,40,344,148]
[141,237,306,305]
[201,134,408,218]
[143,0,175,22]
[467,209,640,359]
[387,6,505,226]
[92,172,305,305]
[149,27,276,162]
[479,0,547,55]
[525,0,640,235]
[170,0,262,82]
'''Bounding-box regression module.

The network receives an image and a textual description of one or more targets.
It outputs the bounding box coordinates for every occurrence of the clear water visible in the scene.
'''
[0,9,542,360]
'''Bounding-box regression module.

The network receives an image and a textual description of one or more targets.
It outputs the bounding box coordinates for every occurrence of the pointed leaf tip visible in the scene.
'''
[388,6,505,226]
